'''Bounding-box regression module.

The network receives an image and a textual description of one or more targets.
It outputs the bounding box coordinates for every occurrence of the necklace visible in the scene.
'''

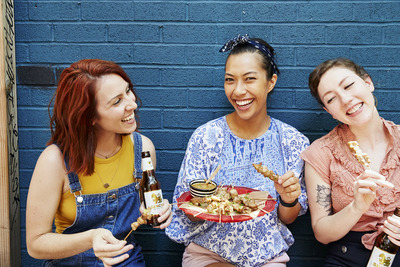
[95,141,121,159]
[95,154,121,189]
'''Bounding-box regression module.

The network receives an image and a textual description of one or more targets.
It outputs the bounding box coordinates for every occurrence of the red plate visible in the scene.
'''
[177,186,277,223]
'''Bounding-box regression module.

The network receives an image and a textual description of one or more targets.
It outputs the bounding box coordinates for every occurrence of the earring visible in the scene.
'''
[373,94,378,107]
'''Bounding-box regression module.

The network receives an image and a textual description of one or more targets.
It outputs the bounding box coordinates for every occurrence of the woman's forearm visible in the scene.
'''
[312,201,364,244]
[27,229,94,259]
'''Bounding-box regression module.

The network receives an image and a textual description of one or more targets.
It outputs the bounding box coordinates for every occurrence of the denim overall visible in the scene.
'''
[44,132,145,266]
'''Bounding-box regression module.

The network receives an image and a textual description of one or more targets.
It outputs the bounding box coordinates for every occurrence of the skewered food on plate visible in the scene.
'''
[177,186,276,223]
[189,186,265,216]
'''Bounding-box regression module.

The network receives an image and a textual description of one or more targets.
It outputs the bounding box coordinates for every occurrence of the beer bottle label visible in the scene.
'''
[367,247,396,267]
[143,189,164,215]
[142,158,154,171]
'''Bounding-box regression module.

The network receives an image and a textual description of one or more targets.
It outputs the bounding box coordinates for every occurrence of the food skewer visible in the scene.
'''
[347,141,394,188]
[347,141,371,169]
[252,163,279,181]
[124,208,152,241]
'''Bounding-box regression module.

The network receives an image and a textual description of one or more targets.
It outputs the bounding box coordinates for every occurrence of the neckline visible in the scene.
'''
[223,115,274,141]
[95,136,125,162]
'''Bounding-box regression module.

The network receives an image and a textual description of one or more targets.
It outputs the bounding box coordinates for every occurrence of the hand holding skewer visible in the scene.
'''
[347,141,394,189]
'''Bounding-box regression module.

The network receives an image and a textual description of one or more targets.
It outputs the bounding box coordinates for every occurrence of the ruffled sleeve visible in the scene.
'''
[165,118,225,245]
[300,131,337,185]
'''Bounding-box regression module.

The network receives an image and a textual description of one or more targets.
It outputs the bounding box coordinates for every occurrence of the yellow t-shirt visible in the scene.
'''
[55,135,135,233]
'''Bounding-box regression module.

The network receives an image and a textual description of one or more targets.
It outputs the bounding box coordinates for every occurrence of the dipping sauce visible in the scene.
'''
[191,182,216,190]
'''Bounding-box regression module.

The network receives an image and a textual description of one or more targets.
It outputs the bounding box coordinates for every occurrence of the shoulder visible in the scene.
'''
[191,117,225,137]
[38,144,65,168]
[132,132,155,154]
[309,126,342,150]
[272,117,309,144]
[302,126,343,161]
[382,118,400,135]
[31,144,68,189]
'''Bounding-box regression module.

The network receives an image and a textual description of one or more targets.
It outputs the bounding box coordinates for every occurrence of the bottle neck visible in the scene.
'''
[142,157,154,172]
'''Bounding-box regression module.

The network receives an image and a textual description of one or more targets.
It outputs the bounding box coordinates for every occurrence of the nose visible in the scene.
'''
[126,97,138,111]
[339,91,352,105]
[234,80,246,95]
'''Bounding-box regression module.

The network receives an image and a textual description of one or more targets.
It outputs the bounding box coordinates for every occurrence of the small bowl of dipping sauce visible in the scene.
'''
[189,179,217,197]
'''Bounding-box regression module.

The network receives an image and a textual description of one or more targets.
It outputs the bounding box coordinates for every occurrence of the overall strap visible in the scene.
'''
[54,143,82,193]
[65,159,82,193]
[133,132,143,179]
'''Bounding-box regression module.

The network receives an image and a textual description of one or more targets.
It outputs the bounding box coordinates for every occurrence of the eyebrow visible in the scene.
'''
[338,76,351,87]
[106,84,130,105]
[321,76,352,100]
[225,71,258,77]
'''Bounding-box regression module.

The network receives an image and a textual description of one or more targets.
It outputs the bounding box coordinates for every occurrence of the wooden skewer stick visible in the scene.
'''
[206,165,221,184]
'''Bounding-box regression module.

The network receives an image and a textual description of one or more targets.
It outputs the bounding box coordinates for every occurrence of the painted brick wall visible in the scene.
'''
[14,0,400,266]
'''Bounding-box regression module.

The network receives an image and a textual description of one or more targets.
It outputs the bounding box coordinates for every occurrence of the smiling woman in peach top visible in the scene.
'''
[301,58,400,266]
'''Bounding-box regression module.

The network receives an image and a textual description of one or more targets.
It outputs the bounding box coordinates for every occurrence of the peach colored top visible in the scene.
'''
[301,118,400,250]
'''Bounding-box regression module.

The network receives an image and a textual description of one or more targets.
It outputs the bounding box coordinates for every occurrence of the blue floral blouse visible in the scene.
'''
[165,116,309,266]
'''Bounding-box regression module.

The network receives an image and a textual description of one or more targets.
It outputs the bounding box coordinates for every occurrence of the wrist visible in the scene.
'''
[279,195,298,208]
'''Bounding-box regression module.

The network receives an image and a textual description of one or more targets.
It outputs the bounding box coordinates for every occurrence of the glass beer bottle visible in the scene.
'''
[140,151,164,226]
[366,207,400,267]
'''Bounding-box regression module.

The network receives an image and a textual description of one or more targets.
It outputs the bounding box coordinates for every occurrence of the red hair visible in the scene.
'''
[47,59,141,175]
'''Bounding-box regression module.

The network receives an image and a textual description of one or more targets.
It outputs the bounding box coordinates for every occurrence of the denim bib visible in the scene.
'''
[44,132,145,267]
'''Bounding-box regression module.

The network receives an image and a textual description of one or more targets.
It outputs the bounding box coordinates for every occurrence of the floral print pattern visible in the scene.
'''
[165,116,309,266]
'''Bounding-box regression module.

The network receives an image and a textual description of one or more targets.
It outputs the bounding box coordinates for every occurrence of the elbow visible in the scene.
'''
[27,244,40,259]
[315,234,331,245]
[27,238,46,260]
[313,228,334,245]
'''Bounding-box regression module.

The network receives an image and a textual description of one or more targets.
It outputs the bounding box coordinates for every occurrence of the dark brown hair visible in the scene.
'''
[309,58,370,106]
[226,38,280,79]
[47,59,141,175]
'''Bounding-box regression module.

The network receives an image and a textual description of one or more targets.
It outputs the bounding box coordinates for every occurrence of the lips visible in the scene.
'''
[235,99,254,107]
[122,112,135,122]
[346,103,363,115]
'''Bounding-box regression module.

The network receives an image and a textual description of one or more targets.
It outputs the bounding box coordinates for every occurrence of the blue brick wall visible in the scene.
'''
[14,1,400,266]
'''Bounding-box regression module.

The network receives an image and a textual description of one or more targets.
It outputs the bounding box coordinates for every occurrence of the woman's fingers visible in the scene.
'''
[356,169,393,190]
[383,216,400,246]
[276,171,301,203]
[375,179,394,189]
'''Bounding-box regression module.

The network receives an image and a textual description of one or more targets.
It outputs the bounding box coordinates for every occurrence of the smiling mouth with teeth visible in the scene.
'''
[122,112,135,122]
[347,103,363,115]
[236,99,254,106]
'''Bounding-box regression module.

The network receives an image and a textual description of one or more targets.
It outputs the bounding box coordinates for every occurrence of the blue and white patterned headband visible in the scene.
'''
[219,34,278,75]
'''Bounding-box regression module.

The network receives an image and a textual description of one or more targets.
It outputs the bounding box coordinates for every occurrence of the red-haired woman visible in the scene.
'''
[26,59,172,266]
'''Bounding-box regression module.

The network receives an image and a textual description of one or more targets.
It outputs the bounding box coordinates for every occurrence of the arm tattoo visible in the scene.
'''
[316,184,333,214]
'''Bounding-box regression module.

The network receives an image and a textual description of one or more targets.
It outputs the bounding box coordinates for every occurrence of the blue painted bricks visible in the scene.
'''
[15,1,400,266]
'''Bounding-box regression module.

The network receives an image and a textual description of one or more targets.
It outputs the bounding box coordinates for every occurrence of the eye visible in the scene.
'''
[326,96,335,104]
[246,76,256,81]
[113,98,122,106]
[344,82,354,90]
[225,77,234,82]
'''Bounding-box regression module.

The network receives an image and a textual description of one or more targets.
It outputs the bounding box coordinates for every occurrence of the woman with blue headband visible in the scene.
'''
[166,35,309,266]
